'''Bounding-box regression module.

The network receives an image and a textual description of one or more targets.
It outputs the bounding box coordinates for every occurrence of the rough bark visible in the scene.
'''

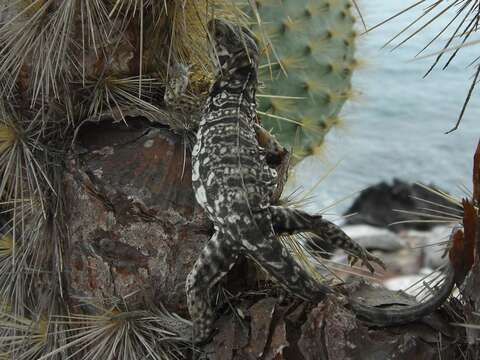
[64,119,211,313]
[62,119,463,359]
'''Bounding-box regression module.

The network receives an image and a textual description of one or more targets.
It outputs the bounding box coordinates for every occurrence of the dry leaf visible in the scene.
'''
[246,298,277,358]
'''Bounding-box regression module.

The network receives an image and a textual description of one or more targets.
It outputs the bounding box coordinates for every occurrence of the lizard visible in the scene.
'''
[164,62,290,202]
[183,18,456,343]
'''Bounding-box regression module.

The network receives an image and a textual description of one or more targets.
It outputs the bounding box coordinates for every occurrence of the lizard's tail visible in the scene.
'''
[253,206,457,327]
[299,212,457,325]
[348,263,455,325]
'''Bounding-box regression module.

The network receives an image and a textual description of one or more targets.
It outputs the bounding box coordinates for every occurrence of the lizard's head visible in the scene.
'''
[208,19,259,77]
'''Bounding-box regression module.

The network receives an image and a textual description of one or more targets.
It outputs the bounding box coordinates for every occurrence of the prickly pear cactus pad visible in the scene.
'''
[255,0,357,157]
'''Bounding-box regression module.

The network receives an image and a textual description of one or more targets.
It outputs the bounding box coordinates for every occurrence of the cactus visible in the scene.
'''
[255,0,357,158]
[0,0,357,357]
[0,1,247,358]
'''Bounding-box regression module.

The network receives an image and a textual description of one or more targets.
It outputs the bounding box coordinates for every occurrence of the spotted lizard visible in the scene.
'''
[171,19,456,344]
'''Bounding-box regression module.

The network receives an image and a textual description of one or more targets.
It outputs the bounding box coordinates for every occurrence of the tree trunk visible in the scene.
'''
[60,116,463,359]
[63,119,211,315]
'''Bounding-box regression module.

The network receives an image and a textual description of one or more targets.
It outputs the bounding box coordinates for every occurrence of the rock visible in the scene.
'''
[378,247,423,277]
[344,179,456,232]
[383,268,436,295]
[402,226,452,269]
[342,225,406,252]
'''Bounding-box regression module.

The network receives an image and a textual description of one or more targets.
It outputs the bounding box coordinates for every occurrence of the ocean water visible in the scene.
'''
[289,0,479,215]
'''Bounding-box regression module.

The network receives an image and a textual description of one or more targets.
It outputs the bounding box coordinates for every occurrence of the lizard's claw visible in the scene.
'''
[348,249,386,274]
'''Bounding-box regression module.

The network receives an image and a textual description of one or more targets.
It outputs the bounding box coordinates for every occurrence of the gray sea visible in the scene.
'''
[290,0,479,215]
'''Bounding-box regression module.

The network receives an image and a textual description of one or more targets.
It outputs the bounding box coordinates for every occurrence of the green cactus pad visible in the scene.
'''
[255,0,357,158]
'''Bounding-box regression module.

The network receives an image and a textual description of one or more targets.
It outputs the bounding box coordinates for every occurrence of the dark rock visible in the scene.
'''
[344,179,457,232]
[342,225,406,252]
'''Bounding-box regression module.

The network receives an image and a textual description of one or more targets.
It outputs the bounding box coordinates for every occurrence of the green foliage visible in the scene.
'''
[255,0,357,157]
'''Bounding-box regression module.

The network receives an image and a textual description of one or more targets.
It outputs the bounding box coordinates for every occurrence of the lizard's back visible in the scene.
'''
[192,60,276,233]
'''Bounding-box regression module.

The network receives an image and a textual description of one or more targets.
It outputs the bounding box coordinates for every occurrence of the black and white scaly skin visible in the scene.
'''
[188,19,370,342]
[186,19,455,343]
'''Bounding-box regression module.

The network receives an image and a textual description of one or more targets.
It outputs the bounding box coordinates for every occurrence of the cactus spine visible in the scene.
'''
[0,1,245,358]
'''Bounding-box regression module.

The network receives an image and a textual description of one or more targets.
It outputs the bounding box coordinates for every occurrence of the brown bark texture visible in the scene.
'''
[64,119,211,313]
[63,119,463,359]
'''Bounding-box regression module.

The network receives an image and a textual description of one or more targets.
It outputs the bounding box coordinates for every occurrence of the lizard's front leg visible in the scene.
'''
[269,206,385,273]
[186,230,239,343]
[254,124,290,203]
[254,124,289,167]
